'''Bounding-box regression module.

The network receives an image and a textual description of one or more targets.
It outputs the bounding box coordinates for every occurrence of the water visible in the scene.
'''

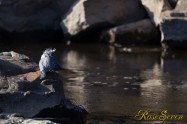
[1,43,187,124]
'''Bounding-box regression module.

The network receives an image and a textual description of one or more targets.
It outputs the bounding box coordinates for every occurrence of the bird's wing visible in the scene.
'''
[39,56,50,71]
[39,59,44,71]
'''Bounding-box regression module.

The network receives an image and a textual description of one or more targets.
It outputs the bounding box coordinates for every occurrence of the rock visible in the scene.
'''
[0,0,76,32]
[22,119,56,124]
[0,51,37,76]
[0,114,7,119]
[0,51,87,123]
[160,0,187,49]
[0,52,64,117]
[140,0,178,48]
[141,0,178,26]
[101,19,160,44]
[34,103,87,124]
[61,0,147,37]
[61,0,179,44]
[0,118,56,124]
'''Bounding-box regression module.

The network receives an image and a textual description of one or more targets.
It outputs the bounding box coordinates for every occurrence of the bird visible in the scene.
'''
[39,48,61,79]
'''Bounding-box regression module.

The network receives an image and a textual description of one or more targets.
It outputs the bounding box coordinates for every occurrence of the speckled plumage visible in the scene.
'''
[39,48,61,79]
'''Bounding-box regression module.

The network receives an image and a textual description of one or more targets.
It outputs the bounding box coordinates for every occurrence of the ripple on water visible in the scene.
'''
[3,44,187,123]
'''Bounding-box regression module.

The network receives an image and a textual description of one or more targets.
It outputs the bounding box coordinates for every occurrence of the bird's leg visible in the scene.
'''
[40,71,46,79]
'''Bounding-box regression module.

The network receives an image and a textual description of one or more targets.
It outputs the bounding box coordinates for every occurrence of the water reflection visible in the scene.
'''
[59,45,187,123]
[1,43,187,123]
[141,63,162,88]
[62,50,87,70]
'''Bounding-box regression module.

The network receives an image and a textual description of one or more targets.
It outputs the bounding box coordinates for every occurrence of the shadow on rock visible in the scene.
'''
[0,51,87,124]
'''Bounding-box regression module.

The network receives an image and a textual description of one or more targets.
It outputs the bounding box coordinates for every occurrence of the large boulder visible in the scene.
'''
[100,0,175,45]
[100,0,179,45]
[0,51,87,123]
[141,0,178,26]
[101,19,160,45]
[61,0,147,37]
[0,0,76,32]
[160,0,187,49]
[61,0,179,44]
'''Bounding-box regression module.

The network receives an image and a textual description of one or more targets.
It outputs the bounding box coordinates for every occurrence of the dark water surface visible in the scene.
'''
[1,43,187,124]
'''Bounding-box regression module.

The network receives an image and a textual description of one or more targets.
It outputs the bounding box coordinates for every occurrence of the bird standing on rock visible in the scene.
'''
[39,48,61,79]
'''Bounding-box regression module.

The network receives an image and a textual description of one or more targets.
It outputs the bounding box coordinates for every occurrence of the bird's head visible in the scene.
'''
[41,48,56,58]
[43,48,56,55]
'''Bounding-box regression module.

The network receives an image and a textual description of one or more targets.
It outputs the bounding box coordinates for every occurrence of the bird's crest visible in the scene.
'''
[43,48,56,55]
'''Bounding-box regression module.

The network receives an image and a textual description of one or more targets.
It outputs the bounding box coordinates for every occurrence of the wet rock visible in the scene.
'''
[0,0,76,32]
[61,0,147,37]
[160,0,187,49]
[0,51,87,123]
[101,19,160,45]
